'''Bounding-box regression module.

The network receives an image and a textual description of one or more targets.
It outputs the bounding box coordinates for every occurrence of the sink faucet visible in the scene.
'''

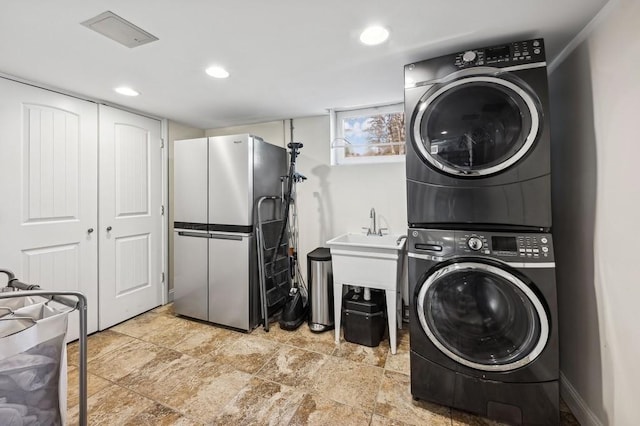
[363,208,387,235]
[369,208,377,236]
[363,208,387,236]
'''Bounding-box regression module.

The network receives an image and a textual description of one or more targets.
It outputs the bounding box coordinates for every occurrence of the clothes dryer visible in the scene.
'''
[408,228,559,425]
[405,39,551,230]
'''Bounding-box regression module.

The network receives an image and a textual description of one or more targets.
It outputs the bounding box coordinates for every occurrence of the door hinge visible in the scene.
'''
[161,205,165,215]
[161,138,165,148]
[161,272,165,283]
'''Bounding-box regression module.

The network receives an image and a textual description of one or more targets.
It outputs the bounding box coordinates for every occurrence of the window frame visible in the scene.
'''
[330,102,405,166]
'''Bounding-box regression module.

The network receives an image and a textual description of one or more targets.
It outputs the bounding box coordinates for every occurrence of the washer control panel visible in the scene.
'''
[453,38,545,69]
[410,229,554,262]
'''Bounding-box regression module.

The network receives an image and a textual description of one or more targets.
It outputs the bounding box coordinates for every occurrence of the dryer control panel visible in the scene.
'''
[404,38,548,89]
[453,38,545,69]
[410,229,554,263]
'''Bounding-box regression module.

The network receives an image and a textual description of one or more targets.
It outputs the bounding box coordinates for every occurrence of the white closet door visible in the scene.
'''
[0,77,99,340]
[98,105,163,329]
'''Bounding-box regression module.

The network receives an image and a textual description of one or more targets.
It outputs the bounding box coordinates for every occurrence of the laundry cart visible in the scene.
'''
[0,269,88,426]
[255,195,291,331]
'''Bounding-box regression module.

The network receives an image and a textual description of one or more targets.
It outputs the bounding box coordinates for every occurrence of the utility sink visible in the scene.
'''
[325,232,406,252]
[326,232,406,354]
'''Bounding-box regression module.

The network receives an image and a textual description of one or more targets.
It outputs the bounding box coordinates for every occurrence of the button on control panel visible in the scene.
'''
[462,50,477,63]
[467,236,483,251]
[458,233,491,255]
[454,50,485,68]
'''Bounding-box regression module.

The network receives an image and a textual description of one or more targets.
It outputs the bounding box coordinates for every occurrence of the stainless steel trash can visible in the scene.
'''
[307,247,334,332]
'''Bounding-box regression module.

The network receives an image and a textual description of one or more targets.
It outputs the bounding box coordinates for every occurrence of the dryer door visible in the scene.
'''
[416,261,549,372]
[411,75,541,177]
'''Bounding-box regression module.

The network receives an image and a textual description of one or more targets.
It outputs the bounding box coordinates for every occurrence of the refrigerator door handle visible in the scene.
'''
[178,231,210,238]
[208,233,244,241]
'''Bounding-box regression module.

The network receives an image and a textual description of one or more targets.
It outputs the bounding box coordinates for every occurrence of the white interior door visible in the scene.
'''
[0,77,99,340]
[98,105,163,329]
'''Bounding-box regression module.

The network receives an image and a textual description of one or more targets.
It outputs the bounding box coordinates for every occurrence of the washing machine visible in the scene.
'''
[408,228,558,425]
[405,39,551,230]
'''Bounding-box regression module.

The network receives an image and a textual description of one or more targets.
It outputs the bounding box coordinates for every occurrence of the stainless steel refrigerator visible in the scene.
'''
[173,134,286,331]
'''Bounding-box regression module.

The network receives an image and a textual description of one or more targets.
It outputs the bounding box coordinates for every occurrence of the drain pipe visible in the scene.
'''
[290,119,294,145]
[363,287,371,301]
[270,119,301,280]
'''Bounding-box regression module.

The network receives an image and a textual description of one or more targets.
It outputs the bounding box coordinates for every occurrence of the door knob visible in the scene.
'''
[106,226,112,232]
[87,228,94,234]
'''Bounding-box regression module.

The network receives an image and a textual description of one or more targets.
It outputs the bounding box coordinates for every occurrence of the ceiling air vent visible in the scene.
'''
[81,11,158,48]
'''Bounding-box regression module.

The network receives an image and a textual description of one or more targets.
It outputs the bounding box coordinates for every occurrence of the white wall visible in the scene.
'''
[207,115,408,291]
[549,0,640,424]
[206,121,288,149]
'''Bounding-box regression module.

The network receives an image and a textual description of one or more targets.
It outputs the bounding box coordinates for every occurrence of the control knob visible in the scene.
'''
[462,50,477,63]
[467,237,483,251]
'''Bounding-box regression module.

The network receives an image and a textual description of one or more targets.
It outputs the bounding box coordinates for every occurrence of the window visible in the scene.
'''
[330,103,406,165]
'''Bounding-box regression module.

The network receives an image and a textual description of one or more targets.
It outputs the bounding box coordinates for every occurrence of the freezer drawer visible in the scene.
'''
[173,230,208,321]
[208,232,256,331]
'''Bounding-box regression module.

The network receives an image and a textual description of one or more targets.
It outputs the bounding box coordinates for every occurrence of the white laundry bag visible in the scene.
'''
[0,302,69,426]
[0,296,44,338]
[0,296,42,313]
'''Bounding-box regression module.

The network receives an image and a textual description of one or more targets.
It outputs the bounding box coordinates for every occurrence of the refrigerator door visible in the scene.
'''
[208,232,254,330]
[173,230,208,321]
[253,138,288,204]
[208,134,253,229]
[174,138,208,225]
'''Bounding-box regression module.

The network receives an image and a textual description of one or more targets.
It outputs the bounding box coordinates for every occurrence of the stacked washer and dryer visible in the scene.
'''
[404,39,559,425]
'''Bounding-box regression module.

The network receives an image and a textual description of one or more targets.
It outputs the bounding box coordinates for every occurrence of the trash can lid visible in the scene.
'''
[308,247,331,261]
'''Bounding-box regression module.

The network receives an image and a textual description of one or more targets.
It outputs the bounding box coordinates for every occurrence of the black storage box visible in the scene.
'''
[343,289,386,347]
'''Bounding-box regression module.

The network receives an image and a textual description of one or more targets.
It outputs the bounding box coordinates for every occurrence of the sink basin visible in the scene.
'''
[326,232,406,252]
[326,232,407,354]
[326,233,406,287]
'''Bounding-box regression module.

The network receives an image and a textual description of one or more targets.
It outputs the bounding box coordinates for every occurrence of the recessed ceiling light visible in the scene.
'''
[206,66,230,79]
[359,26,389,46]
[114,87,139,96]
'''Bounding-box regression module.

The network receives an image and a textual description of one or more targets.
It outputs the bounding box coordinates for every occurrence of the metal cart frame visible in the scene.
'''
[0,269,88,426]
[255,196,291,331]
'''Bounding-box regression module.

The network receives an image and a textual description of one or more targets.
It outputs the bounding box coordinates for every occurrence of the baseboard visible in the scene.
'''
[168,289,174,303]
[560,372,604,426]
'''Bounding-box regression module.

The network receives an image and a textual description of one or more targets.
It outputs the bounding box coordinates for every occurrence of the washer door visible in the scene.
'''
[416,261,549,372]
[412,75,541,177]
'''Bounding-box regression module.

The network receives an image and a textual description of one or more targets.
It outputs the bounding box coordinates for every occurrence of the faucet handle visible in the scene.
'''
[378,227,388,236]
[362,227,372,235]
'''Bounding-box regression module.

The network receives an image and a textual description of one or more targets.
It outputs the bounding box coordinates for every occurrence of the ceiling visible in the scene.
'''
[0,0,608,130]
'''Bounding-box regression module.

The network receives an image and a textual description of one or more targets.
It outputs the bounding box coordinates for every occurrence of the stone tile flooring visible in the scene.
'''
[66,304,580,425]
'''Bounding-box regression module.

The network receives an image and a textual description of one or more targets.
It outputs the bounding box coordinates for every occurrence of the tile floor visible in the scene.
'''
[66,304,580,425]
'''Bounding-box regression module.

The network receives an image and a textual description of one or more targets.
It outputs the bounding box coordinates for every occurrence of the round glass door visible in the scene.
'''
[412,76,541,177]
[417,262,549,371]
